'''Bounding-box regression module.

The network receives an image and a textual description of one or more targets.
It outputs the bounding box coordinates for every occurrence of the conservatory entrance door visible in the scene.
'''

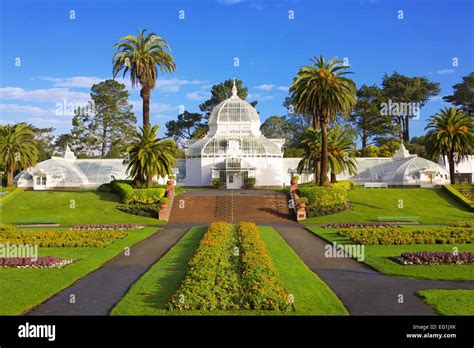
[226,172,242,189]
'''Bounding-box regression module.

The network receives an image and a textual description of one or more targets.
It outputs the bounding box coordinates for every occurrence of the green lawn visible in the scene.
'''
[309,227,474,281]
[417,290,474,315]
[0,190,161,226]
[0,227,158,315]
[302,187,473,225]
[112,226,348,315]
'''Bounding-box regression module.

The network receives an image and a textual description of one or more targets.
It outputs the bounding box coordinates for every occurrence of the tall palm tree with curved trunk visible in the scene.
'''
[113,28,176,127]
[124,125,177,187]
[297,127,357,184]
[0,123,38,187]
[290,56,356,186]
[425,107,473,184]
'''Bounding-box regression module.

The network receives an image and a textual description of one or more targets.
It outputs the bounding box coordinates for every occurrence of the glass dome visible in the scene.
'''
[208,98,260,125]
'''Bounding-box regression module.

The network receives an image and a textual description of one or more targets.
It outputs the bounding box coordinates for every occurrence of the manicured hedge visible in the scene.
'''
[331,180,355,191]
[298,185,348,217]
[0,229,128,247]
[0,187,23,206]
[442,184,474,211]
[110,180,165,204]
[339,227,474,245]
[167,222,241,310]
[239,222,292,311]
[117,203,160,218]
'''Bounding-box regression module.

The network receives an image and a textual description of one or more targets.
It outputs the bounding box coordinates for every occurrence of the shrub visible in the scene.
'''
[298,185,348,217]
[392,251,474,265]
[238,222,292,311]
[244,177,256,189]
[0,230,128,247]
[97,183,112,192]
[0,187,23,206]
[167,222,240,310]
[442,184,474,211]
[0,257,74,268]
[211,178,221,188]
[117,203,160,217]
[331,180,355,191]
[338,227,474,245]
[110,180,165,204]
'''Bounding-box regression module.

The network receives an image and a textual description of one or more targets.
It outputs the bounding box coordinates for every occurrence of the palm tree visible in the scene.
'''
[0,123,38,187]
[290,56,356,186]
[425,107,473,184]
[113,28,176,127]
[327,126,357,183]
[297,127,321,184]
[297,127,357,184]
[124,125,177,187]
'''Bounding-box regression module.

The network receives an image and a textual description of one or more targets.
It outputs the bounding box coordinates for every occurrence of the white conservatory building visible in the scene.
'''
[14,81,457,190]
[14,145,131,190]
[184,81,286,188]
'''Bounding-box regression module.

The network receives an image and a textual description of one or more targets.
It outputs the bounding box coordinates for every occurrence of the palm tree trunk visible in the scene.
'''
[319,121,330,187]
[330,171,337,183]
[315,160,320,184]
[448,151,456,185]
[7,166,14,187]
[140,87,151,127]
[147,174,153,188]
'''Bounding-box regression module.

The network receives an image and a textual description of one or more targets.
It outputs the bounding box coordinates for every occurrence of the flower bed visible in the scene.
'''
[239,222,292,311]
[69,224,143,230]
[0,256,74,268]
[167,222,240,310]
[321,222,393,229]
[338,227,474,245]
[0,230,128,247]
[451,221,474,228]
[392,251,474,265]
[168,222,292,311]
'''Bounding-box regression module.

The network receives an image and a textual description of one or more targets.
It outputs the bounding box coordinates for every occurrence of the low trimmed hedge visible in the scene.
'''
[331,180,355,191]
[298,185,348,217]
[117,203,160,218]
[339,227,474,245]
[0,187,23,206]
[110,180,165,204]
[442,184,474,211]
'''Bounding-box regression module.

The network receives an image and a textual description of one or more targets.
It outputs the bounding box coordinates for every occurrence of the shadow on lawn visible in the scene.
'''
[432,188,472,213]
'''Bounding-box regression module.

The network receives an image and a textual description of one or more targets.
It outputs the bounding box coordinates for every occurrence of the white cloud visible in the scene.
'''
[247,93,273,101]
[130,100,178,114]
[429,95,443,102]
[0,87,90,104]
[40,76,105,88]
[436,69,455,75]
[155,78,203,92]
[277,86,289,92]
[186,91,210,101]
[254,84,275,91]
[0,103,51,117]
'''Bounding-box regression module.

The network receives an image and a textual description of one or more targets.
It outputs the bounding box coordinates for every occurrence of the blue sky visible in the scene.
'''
[0,0,473,141]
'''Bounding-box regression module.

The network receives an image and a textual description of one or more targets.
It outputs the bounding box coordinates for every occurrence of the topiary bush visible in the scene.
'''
[117,203,160,217]
[298,186,348,217]
[97,183,112,192]
[110,180,165,204]
[331,180,355,191]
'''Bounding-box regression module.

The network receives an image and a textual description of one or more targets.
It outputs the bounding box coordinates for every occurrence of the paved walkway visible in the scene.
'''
[28,224,196,315]
[273,224,474,315]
